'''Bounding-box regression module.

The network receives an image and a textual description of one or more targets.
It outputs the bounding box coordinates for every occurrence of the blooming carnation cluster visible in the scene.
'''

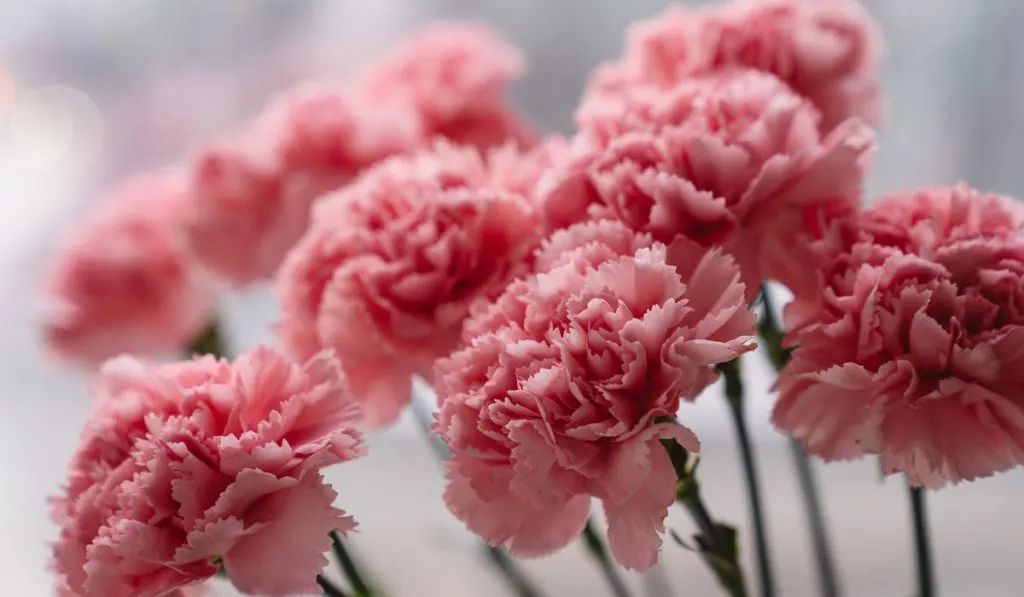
[182,84,422,286]
[46,2,1024,595]
[186,23,534,288]
[50,347,363,597]
[42,23,533,366]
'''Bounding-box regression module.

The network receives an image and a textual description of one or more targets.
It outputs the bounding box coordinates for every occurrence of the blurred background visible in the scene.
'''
[2,1,1024,595]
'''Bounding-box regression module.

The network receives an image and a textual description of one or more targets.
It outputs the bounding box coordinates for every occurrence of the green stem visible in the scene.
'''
[908,486,936,597]
[581,521,633,597]
[481,543,543,597]
[317,574,350,597]
[663,435,747,597]
[330,531,375,597]
[718,359,775,597]
[758,286,841,597]
[409,394,543,597]
[187,318,228,359]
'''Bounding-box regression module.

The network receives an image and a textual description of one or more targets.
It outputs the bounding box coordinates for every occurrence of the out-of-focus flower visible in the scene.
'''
[276,142,538,428]
[543,70,872,297]
[486,135,569,202]
[584,0,883,133]
[774,185,1024,488]
[182,132,291,286]
[179,21,542,288]
[360,22,538,149]
[42,172,215,366]
[436,240,757,570]
[183,85,422,286]
[50,347,364,597]
[264,83,423,176]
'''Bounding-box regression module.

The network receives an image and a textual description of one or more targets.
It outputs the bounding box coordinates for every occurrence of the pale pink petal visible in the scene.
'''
[601,424,696,571]
[444,459,591,558]
[224,472,353,597]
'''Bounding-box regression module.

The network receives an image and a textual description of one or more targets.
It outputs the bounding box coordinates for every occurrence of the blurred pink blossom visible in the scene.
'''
[360,21,538,149]
[585,0,883,133]
[41,171,215,365]
[183,84,422,286]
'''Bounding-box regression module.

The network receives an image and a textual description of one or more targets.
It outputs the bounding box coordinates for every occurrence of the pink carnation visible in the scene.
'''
[50,346,364,597]
[276,143,538,428]
[264,83,422,175]
[585,0,882,133]
[543,70,872,296]
[533,219,654,274]
[486,135,569,201]
[774,184,1024,487]
[183,133,292,285]
[184,86,421,285]
[42,172,215,366]
[360,22,537,149]
[436,241,757,571]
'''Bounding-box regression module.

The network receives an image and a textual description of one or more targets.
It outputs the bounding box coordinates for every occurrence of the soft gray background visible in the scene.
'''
[2,1,1023,596]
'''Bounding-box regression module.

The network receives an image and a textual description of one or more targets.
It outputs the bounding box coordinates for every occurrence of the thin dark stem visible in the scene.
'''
[680,495,723,554]
[330,531,374,597]
[788,439,839,597]
[409,391,543,597]
[187,318,228,359]
[317,574,350,597]
[908,486,936,597]
[758,285,841,597]
[719,359,775,597]
[482,543,543,597]
[581,521,633,597]
[664,435,747,597]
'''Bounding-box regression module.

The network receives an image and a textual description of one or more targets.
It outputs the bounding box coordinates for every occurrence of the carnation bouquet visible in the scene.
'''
[42,1,1021,596]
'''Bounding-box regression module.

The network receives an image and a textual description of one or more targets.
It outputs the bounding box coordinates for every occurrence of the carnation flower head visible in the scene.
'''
[360,21,537,149]
[542,69,872,297]
[436,239,757,570]
[486,135,569,202]
[774,184,1024,487]
[183,85,421,286]
[50,346,364,597]
[264,82,422,175]
[276,142,538,428]
[42,172,215,366]
[584,0,883,134]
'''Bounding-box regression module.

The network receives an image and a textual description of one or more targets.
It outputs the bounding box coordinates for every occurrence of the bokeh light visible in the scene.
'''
[8,85,103,170]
